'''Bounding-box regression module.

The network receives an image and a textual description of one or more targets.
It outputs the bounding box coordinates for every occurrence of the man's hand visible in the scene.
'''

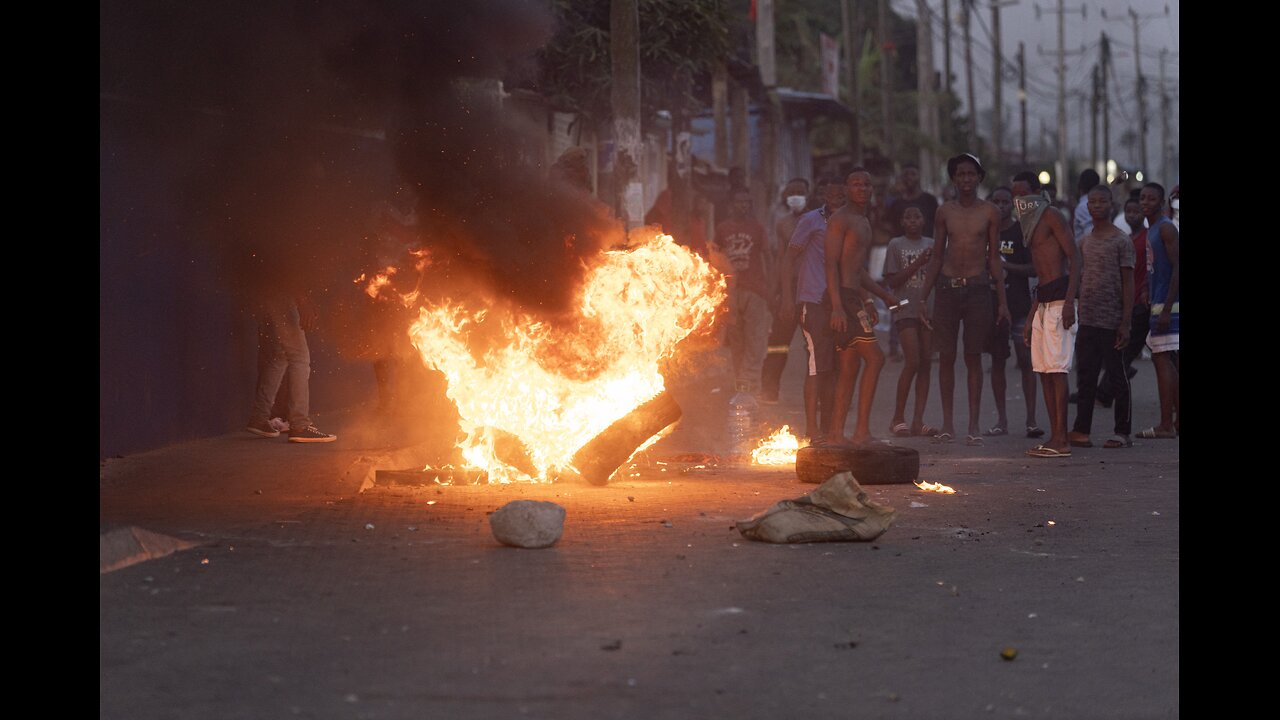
[830,307,848,333]
[1115,323,1131,350]
[996,302,1011,327]
[297,297,318,333]
[1155,309,1171,333]
[864,302,879,327]
[1023,317,1033,347]
[1061,301,1076,331]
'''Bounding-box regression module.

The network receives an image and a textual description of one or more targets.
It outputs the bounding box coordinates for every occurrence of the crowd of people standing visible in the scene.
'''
[677,154,1179,458]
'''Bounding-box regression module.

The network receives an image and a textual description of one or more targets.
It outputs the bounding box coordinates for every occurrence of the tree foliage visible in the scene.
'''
[533,0,734,127]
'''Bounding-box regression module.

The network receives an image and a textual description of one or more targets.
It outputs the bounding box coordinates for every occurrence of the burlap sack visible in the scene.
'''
[736,471,896,543]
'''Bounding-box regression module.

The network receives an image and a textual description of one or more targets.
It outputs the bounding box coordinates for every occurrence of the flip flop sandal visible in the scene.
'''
[891,422,912,437]
[1069,437,1094,448]
[1026,426,1045,439]
[966,435,984,447]
[931,432,955,444]
[1103,435,1132,449]
[1025,445,1072,458]
[983,426,1008,436]
[1136,428,1177,439]
[913,424,939,437]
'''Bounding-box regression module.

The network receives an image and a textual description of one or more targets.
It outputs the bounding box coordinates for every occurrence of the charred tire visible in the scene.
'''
[795,444,919,485]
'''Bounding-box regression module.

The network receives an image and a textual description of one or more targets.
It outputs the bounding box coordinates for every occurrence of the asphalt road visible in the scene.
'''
[101,341,1179,719]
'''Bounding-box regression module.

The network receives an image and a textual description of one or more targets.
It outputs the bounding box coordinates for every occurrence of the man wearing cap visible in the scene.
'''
[921,153,1011,446]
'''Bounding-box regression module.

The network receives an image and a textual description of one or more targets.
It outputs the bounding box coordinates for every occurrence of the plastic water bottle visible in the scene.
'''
[727,382,758,455]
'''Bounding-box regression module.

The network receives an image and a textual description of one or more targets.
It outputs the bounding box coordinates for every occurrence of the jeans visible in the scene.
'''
[250,295,313,430]
[1072,325,1131,437]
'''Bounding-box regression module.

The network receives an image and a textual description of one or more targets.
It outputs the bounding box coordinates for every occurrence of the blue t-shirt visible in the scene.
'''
[788,206,831,304]
[1146,215,1178,307]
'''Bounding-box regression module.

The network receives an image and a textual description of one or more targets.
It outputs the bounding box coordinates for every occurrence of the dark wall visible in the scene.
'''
[100,100,391,458]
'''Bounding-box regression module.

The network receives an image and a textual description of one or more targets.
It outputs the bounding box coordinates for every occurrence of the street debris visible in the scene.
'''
[1000,647,1018,661]
[489,500,565,548]
[737,472,896,544]
[365,523,375,530]
[600,639,622,651]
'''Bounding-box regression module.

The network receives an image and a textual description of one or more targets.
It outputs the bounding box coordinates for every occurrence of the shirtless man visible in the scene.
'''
[921,154,1011,446]
[760,178,812,403]
[823,168,900,445]
[1012,171,1083,458]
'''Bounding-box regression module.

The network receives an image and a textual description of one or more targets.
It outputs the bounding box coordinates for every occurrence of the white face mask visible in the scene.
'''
[786,195,807,211]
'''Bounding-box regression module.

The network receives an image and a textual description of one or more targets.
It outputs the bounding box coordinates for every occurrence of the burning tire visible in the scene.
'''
[795,444,919,485]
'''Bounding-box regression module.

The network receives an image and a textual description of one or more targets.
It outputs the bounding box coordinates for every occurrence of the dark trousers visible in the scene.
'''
[1072,325,1131,437]
[760,310,798,399]
[1096,305,1150,405]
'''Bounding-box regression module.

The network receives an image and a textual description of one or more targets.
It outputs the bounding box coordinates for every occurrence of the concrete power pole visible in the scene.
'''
[917,0,939,188]
[713,62,729,169]
[1160,48,1171,183]
[1101,4,1168,176]
[1100,33,1110,177]
[1035,1,1085,187]
[943,0,953,98]
[842,0,863,164]
[962,0,977,150]
[1018,41,1027,165]
[1090,63,1099,172]
[610,0,643,229]
[758,0,780,206]
[1128,7,1147,174]
[878,0,894,164]
[990,1,1018,177]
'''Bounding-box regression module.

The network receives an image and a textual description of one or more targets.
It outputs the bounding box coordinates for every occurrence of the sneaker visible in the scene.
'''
[246,419,280,438]
[288,425,337,443]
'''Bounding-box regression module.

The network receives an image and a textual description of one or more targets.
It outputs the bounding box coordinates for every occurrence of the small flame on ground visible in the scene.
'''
[750,425,805,465]
[914,480,956,494]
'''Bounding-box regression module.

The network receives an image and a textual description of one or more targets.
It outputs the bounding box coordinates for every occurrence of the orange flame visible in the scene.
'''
[914,480,956,494]
[409,231,725,483]
[363,266,397,299]
[750,425,805,465]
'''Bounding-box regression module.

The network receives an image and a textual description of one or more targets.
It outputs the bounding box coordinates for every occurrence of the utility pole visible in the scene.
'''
[878,0,894,164]
[842,0,862,164]
[1090,64,1099,173]
[1100,33,1110,177]
[758,0,780,209]
[713,62,728,169]
[943,0,953,99]
[1071,89,1086,161]
[1101,5,1169,175]
[917,0,939,188]
[1035,1,1085,187]
[1128,7,1147,173]
[990,1,1018,178]
[1018,41,1027,165]
[1160,48,1171,183]
[610,0,642,229]
[962,0,977,150]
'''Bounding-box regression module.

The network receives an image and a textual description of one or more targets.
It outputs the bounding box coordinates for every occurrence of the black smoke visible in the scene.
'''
[101,0,622,315]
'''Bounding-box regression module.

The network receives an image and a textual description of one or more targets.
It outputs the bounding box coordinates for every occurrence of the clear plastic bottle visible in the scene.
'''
[726,382,758,455]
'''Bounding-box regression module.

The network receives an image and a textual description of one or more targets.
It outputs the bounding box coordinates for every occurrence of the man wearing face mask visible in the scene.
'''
[761,178,812,403]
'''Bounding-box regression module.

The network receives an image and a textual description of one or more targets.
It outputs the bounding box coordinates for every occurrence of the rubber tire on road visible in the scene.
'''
[795,444,920,485]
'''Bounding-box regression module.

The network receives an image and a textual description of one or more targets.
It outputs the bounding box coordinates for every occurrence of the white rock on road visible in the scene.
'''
[489,500,566,548]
